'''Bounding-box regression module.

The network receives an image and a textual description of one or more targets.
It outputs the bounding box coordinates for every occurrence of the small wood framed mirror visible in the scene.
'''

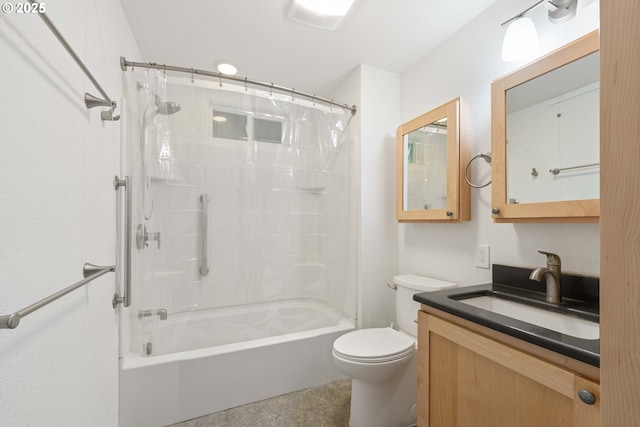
[396,97,470,222]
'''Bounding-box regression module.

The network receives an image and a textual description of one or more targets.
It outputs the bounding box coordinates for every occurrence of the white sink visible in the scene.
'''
[458,295,599,340]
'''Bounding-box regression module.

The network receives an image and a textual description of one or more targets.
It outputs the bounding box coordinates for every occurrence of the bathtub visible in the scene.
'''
[119,299,355,427]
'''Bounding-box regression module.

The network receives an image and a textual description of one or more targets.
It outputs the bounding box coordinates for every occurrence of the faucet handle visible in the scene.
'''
[538,250,561,267]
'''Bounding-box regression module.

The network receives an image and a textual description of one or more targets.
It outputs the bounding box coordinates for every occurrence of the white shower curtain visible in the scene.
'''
[123,69,355,354]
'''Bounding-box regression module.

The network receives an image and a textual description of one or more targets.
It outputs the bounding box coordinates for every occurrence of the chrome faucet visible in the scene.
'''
[529,250,562,304]
[138,308,168,320]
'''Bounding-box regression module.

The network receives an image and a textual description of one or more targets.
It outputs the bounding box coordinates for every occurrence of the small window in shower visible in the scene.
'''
[254,118,283,144]
[212,110,248,141]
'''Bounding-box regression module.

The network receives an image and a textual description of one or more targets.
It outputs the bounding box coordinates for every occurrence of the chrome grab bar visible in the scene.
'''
[200,193,210,277]
[0,263,115,329]
[114,176,132,307]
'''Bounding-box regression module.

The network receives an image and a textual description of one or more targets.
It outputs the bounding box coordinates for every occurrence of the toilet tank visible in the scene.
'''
[394,274,457,337]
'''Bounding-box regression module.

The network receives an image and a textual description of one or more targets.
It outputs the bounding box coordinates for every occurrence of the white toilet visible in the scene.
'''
[332,274,456,427]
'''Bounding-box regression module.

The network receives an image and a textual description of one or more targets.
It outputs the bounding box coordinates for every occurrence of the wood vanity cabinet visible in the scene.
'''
[417,310,600,427]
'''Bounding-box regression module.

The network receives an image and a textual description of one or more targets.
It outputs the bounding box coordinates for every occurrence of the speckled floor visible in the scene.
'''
[167,379,351,427]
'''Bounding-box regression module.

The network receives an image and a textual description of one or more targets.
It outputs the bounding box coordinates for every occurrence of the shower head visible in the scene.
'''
[141,95,181,131]
[155,96,181,115]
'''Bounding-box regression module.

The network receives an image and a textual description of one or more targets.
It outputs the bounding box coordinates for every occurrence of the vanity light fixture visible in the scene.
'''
[501,0,545,62]
[502,16,539,62]
[501,0,595,62]
[547,0,578,23]
[288,0,355,30]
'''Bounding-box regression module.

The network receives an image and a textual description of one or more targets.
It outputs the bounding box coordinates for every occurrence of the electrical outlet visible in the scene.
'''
[475,245,490,269]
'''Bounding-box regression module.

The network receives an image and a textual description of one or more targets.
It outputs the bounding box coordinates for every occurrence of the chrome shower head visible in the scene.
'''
[155,96,181,115]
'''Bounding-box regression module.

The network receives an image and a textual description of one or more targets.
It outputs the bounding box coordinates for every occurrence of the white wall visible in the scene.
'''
[0,1,140,425]
[334,65,400,328]
[398,0,601,286]
[332,69,361,322]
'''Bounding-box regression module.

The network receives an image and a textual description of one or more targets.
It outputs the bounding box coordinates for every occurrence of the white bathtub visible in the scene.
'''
[119,299,354,427]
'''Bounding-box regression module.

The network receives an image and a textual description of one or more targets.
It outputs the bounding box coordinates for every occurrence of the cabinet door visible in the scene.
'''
[490,31,600,223]
[574,376,600,427]
[396,98,470,222]
[417,312,600,427]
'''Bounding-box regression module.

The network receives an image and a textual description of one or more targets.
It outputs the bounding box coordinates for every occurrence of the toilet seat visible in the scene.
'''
[333,327,415,363]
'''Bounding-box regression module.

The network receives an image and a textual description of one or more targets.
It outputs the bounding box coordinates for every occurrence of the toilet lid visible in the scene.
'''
[333,328,415,363]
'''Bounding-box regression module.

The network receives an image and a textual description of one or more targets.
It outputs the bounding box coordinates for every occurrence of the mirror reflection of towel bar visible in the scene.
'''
[549,163,599,175]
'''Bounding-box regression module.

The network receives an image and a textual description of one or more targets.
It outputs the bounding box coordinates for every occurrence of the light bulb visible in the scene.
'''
[502,17,539,62]
[217,63,238,75]
[294,0,355,16]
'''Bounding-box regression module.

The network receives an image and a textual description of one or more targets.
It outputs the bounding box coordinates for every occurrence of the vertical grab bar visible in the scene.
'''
[200,193,210,277]
[114,176,132,307]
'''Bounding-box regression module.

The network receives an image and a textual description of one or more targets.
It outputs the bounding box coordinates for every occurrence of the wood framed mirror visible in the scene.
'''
[396,97,470,222]
[491,30,600,223]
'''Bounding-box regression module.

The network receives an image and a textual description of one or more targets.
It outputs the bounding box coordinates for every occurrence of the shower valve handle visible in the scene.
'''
[148,231,160,249]
[136,224,160,250]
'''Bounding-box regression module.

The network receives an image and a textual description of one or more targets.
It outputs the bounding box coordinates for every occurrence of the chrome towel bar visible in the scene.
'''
[0,263,114,329]
[26,0,118,120]
[549,163,600,175]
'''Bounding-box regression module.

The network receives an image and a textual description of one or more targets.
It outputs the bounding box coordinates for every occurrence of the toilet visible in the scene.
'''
[332,274,456,427]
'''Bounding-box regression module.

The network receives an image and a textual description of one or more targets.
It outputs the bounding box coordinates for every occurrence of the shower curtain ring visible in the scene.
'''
[312,95,316,106]
[219,72,223,87]
[291,89,295,101]
[191,68,194,83]
[244,77,248,92]
[270,83,273,96]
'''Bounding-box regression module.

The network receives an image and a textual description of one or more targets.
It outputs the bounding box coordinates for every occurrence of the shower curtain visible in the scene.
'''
[123,70,355,354]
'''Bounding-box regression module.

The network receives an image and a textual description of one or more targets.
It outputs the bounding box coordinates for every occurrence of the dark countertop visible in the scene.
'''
[413,265,600,367]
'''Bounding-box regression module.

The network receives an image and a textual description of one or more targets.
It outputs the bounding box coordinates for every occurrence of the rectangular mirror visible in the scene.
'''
[396,98,470,222]
[492,31,599,222]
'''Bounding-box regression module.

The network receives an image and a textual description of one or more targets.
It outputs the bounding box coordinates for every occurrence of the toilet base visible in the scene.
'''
[348,354,417,427]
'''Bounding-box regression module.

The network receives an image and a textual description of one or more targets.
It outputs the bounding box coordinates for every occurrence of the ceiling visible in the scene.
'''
[119,0,497,98]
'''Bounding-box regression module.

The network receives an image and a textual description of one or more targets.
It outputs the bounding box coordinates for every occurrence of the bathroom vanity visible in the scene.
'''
[414,265,600,427]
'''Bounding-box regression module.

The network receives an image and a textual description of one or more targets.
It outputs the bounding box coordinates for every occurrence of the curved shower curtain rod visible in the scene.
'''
[120,57,358,116]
